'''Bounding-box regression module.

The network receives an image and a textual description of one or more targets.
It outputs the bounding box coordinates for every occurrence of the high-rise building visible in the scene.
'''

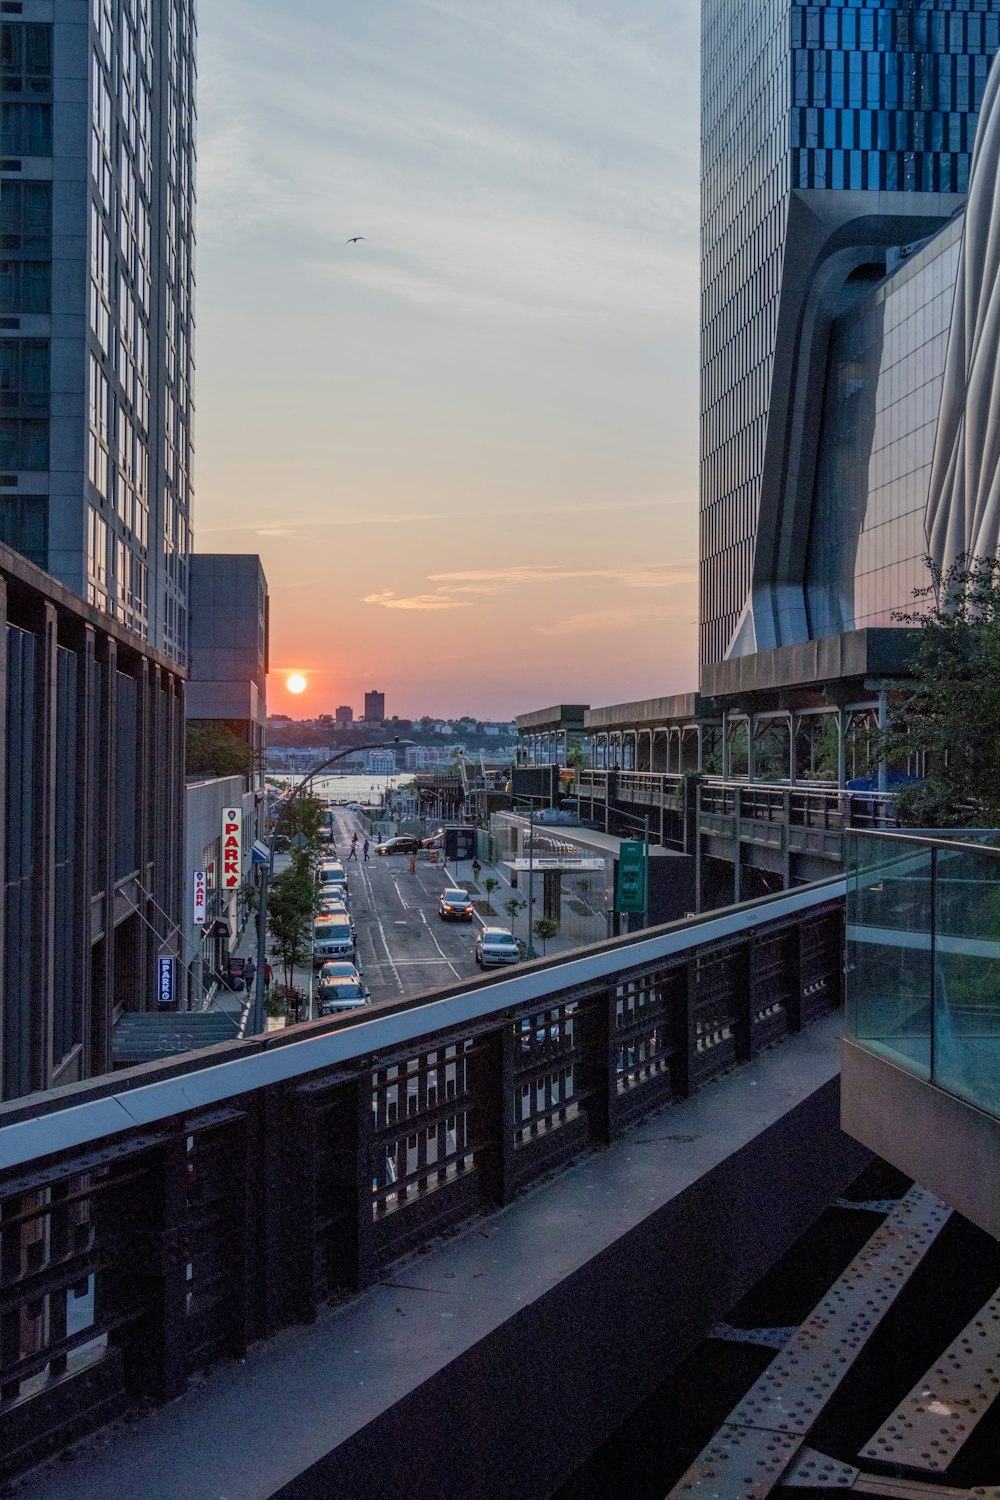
[0,0,197,663]
[364,689,385,722]
[700,0,1000,669]
[335,704,353,725]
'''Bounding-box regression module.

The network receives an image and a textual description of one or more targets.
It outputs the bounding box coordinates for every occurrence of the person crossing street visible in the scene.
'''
[363,838,370,861]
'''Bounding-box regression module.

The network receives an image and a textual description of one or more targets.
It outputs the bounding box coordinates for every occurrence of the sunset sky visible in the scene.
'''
[195,0,700,720]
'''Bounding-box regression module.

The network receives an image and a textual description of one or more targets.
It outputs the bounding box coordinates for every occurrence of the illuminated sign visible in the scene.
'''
[221,806,242,888]
[193,869,207,925]
[157,956,175,1009]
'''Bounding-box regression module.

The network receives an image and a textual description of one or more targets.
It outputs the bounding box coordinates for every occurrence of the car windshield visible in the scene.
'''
[443,890,467,901]
[485,932,516,946]
[329,982,363,998]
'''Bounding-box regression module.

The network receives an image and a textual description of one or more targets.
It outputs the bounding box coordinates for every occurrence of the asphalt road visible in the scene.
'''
[322,808,483,1007]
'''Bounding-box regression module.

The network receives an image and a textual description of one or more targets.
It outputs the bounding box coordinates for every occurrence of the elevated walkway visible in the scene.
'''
[24,1015,855,1500]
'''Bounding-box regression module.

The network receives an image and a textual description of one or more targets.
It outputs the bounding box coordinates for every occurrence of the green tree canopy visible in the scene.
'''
[877,553,1000,826]
[186,721,254,778]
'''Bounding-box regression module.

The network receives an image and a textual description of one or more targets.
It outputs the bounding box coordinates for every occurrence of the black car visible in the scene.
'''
[376,836,421,855]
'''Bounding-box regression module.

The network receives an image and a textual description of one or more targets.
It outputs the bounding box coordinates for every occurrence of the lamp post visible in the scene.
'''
[252,739,398,1034]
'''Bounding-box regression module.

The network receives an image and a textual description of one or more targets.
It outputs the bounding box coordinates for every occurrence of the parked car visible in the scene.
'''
[317,892,350,918]
[317,860,349,899]
[312,912,356,964]
[475,927,520,967]
[439,887,474,921]
[420,831,443,849]
[376,835,421,855]
[318,981,369,1016]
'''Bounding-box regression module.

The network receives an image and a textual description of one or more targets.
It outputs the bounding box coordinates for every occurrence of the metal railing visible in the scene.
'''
[575,767,899,832]
[0,881,844,1482]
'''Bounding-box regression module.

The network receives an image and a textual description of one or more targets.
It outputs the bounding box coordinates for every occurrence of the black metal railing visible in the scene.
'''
[0,883,844,1482]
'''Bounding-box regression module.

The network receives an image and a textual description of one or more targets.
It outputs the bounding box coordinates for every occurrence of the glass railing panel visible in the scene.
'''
[931,846,1000,1116]
[846,832,933,1079]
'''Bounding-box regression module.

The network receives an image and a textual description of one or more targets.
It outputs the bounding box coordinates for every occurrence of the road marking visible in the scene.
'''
[417,910,462,980]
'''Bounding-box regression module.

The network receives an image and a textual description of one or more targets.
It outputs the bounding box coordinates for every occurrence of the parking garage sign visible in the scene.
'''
[193,869,207,924]
[221,807,242,888]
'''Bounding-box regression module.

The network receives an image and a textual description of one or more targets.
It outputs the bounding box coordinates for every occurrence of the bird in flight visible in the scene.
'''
[345,236,365,245]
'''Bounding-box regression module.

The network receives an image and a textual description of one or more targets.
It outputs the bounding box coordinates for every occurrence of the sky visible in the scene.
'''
[195,0,701,720]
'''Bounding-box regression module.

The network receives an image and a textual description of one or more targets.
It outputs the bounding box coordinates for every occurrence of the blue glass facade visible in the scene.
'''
[700,0,1000,668]
[807,215,961,634]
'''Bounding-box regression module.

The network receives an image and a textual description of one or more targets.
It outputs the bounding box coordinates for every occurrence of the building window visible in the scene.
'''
[0,339,49,411]
[87,504,108,610]
[0,259,50,313]
[0,102,52,157]
[0,493,47,567]
[0,180,51,255]
[0,25,52,95]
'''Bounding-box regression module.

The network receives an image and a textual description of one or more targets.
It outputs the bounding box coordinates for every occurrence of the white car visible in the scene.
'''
[475,927,520,968]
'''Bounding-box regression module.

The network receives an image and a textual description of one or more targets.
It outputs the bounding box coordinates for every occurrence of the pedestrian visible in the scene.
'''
[347,841,358,861]
[471,858,482,883]
[363,838,370,861]
[245,958,255,991]
[264,961,273,987]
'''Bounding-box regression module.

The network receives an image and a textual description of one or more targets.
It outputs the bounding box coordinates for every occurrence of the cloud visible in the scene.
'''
[363,591,473,610]
[532,603,691,638]
[427,563,696,591]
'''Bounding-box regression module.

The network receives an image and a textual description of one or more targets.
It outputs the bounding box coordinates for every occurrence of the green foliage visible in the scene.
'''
[875,553,1000,827]
[186,721,254,778]
[280,793,325,845]
[267,851,319,988]
[565,738,587,772]
[503,895,525,933]
[532,915,559,954]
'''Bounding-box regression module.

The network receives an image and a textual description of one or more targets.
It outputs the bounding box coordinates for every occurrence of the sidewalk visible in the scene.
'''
[456,854,598,959]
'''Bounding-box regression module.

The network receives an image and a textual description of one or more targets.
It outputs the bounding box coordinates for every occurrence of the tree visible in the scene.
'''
[565,738,587,772]
[482,876,500,913]
[875,553,1000,826]
[503,895,525,938]
[532,915,559,955]
[186,721,254,778]
[267,851,318,989]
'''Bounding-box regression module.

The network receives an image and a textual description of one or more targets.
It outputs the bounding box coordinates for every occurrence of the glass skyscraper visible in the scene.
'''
[0,0,196,663]
[700,0,1000,670]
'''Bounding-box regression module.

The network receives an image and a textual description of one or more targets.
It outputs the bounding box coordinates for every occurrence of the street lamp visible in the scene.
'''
[252,739,399,1034]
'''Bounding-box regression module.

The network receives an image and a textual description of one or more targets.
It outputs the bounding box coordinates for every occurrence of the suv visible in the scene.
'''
[312,912,356,965]
[317,962,370,1015]
[475,927,520,968]
[439,888,473,921]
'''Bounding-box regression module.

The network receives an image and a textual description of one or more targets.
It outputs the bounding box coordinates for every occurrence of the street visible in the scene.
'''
[303,808,485,1012]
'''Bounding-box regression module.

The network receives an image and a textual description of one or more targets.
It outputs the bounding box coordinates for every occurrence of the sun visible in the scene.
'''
[286,674,307,694]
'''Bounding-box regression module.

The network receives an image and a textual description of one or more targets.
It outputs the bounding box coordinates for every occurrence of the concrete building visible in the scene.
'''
[0,0,197,663]
[700,0,1000,670]
[364,689,384,722]
[186,553,268,777]
[335,704,352,725]
[0,540,185,1100]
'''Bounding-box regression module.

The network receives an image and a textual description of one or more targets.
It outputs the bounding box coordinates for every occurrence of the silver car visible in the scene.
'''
[475,927,520,968]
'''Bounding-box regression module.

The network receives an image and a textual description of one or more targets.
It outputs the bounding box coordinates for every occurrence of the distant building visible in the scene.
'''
[335,704,353,725]
[364,747,397,775]
[364,690,385,722]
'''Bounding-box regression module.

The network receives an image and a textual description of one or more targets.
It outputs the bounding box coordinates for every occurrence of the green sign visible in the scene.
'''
[615,839,647,914]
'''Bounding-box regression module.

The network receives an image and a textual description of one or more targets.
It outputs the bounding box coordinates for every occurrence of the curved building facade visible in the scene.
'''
[700,0,1000,669]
